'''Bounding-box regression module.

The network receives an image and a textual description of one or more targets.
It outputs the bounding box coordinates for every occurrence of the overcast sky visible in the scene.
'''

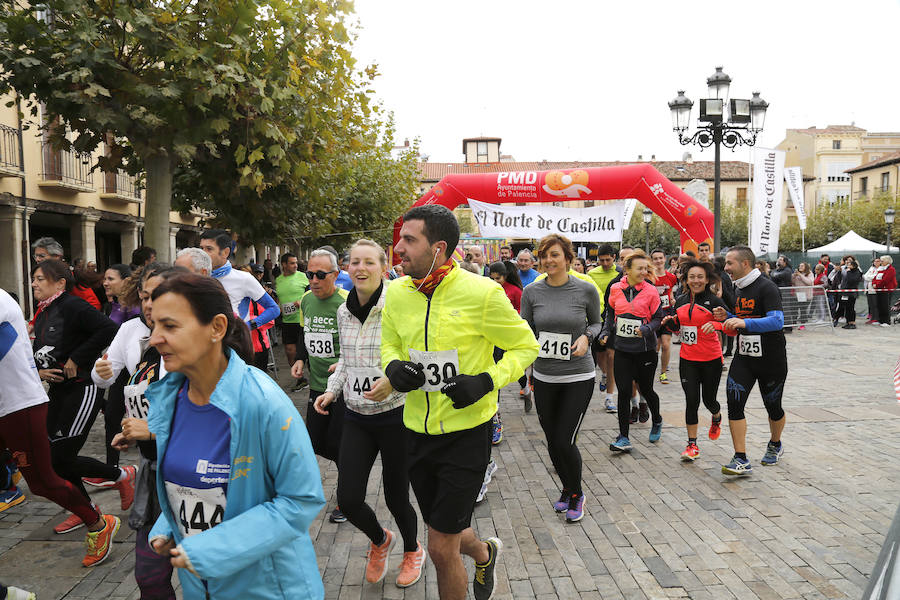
[352,0,900,165]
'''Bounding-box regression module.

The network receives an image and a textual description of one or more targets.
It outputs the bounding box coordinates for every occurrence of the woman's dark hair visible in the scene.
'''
[573,256,587,271]
[679,259,720,292]
[150,272,253,363]
[72,266,103,289]
[107,264,132,280]
[32,259,73,291]
[489,261,523,289]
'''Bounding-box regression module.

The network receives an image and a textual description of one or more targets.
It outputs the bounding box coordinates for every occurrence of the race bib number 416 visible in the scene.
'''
[537,331,571,360]
[408,348,460,392]
[164,482,226,538]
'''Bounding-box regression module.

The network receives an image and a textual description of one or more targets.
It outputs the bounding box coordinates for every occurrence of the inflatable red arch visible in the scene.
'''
[393,164,714,259]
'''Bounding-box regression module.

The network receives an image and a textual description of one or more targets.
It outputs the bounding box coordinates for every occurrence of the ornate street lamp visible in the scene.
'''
[669,67,768,252]
[885,208,896,251]
[642,208,653,253]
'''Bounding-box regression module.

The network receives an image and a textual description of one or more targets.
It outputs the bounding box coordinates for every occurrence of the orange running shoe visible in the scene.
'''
[82,514,121,567]
[116,465,137,510]
[83,476,117,488]
[365,528,396,584]
[709,416,722,441]
[396,542,426,588]
[681,442,700,462]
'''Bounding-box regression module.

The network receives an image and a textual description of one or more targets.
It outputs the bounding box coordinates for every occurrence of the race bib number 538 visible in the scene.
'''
[164,483,226,538]
[305,331,335,358]
[408,349,460,392]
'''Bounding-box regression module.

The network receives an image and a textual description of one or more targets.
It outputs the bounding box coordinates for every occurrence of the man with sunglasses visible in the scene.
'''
[290,249,349,523]
[199,229,280,332]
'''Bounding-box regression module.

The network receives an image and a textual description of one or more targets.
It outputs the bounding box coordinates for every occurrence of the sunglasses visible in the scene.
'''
[306,270,335,280]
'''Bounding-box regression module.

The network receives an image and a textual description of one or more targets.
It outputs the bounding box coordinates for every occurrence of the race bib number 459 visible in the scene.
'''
[408,349,460,392]
[681,326,698,346]
[164,482,226,538]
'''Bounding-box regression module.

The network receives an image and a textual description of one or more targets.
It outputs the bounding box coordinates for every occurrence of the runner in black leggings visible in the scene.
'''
[661,260,726,461]
[599,250,665,452]
[715,246,788,476]
[521,234,602,523]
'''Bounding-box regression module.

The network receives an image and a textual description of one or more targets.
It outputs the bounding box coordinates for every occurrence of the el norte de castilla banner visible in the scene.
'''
[750,148,786,255]
[468,198,626,242]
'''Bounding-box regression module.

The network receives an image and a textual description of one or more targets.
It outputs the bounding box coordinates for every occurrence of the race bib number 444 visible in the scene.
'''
[164,483,226,538]
[305,331,335,358]
[537,331,571,360]
[408,349,460,392]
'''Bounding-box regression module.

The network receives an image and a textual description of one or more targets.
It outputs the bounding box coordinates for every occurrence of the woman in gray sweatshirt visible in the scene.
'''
[521,234,603,524]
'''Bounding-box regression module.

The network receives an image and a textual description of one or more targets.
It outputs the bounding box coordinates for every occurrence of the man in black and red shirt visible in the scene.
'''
[650,249,677,385]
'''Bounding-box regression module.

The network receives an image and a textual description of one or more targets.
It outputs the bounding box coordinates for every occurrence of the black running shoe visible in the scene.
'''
[473,537,503,600]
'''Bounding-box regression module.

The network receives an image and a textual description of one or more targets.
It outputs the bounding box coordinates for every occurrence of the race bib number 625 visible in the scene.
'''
[738,334,762,357]
[408,349,460,392]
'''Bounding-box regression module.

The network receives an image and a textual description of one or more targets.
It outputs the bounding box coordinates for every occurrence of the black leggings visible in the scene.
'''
[839,295,857,324]
[726,356,787,421]
[336,413,418,552]
[679,358,722,426]
[104,372,128,467]
[48,382,121,501]
[534,378,593,496]
[306,390,344,462]
[614,350,662,437]
[876,291,893,325]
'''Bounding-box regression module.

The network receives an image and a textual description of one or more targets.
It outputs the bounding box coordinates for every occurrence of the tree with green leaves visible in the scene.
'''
[0,0,369,261]
[779,195,899,251]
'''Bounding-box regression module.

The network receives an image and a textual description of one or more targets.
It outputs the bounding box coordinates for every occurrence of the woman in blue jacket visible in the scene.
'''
[145,273,325,600]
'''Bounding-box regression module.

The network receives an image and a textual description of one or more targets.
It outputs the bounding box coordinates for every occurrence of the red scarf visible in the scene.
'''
[30,290,64,326]
[411,258,455,296]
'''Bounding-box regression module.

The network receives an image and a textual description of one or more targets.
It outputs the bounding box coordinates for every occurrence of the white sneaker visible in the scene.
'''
[882,323,891,327]
[483,460,498,485]
[6,587,36,600]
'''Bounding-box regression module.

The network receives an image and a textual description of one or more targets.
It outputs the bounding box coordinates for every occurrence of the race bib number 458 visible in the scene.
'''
[408,348,460,392]
[616,317,642,339]
[164,482,226,538]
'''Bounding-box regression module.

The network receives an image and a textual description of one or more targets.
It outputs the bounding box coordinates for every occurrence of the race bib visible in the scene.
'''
[796,291,808,303]
[738,334,762,358]
[164,482,226,538]
[616,317,642,339]
[408,348,460,392]
[660,295,670,308]
[124,380,150,420]
[305,331,335,358]
[681,326,698,346]
[537,332,571,360]
[345,367,383,402]
[281,302,298,316]
[840,295,849,302]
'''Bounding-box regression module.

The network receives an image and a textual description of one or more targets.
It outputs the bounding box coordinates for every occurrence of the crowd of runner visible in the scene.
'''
[0,208,895,599]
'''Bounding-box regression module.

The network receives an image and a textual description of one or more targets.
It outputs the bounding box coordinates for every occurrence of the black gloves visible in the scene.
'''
[441,372,494,410]
[385,360,425,393]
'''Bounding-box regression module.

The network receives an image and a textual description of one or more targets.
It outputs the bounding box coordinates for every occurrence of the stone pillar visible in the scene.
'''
[120,221,140,265]
[169,226,180,261]
[0,203,34,312]
[254,243,267,264]
[69,209,101,265]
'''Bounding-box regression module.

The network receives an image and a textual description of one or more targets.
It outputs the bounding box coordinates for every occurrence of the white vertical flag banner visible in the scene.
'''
[750,148,786,255]
[621,199,638,230]
[783,166,807,230]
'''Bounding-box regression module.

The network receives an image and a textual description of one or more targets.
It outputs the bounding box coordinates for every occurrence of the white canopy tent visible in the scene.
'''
[808,230,893,254]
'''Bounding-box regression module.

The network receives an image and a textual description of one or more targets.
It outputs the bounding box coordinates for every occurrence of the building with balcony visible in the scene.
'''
[0,96,203,312]
[845,151,900,202]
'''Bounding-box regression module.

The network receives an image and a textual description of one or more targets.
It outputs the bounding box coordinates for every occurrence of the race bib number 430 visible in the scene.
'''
[738,334,762,357]
[164,482,226,538]
[616,317,642,338]
[537,331,571,360]
[408,349,460,392]
[305,331,335,358]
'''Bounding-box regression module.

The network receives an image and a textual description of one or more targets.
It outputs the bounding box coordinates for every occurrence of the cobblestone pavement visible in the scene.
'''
[2,324,899,599]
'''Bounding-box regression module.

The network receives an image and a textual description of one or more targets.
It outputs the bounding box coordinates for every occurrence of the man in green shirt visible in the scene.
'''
[289,249,349,523]
[586,243,625,412]
[274,252,309,375]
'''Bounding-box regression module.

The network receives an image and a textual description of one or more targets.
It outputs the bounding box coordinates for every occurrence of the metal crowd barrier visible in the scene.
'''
[777,285,833,329]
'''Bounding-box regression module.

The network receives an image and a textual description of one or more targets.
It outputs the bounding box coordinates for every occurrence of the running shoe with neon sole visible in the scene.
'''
[473,537,502,600]
[565,493,585,523]
[116,465,137,510]
[553,490,570,513]
[708,416,722,440]
[365,528,396,584]
[609,435,633,452]
[82,513,121,567]
[604,396,616,413]
[760,441,784,466]
[659,372,670,384]
[0,487,25,514]
[491,418,502,445]
[83,476,117,488]
[649,421,662,443]
[395,542,426,588]
[722,455,753,476]
[4,587,36,600]
[681,442,700,461]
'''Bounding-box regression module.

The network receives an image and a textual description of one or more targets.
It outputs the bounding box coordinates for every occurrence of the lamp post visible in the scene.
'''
[642,208,653,253]
[669,67,768,252]
[886,208,896,251]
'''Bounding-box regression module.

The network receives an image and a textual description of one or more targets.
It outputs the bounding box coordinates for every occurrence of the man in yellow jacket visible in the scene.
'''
[382,205,539,600]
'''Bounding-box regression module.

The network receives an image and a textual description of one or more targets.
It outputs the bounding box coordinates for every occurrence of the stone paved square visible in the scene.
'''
[2,325,899,599]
